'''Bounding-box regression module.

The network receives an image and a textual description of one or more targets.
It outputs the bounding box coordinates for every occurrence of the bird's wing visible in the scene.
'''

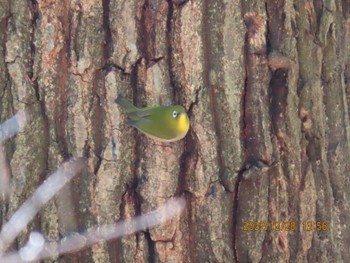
[127,107,158,118]
[127,118,151,127]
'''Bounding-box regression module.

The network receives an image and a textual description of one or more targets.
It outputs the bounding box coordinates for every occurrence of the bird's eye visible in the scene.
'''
[172,110,178,118]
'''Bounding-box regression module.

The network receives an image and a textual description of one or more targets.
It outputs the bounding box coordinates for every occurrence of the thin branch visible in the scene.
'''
[0,111,186,263]
[0,158,86,254]
[1,197,185,262]
[0,111,27,144]
[0,111,27,197]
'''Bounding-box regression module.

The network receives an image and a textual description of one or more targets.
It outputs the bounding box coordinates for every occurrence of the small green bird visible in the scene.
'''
[115,95,190,142]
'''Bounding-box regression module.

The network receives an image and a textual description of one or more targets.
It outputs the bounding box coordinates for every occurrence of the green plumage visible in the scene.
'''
[114,95,139,113]
[115,95,190,142]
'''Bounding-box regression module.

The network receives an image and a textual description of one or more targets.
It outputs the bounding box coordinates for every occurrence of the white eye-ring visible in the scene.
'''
[172,110,178,118]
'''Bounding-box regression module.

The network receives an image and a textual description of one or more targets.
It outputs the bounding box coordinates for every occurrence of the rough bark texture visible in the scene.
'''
[1,0,350,262]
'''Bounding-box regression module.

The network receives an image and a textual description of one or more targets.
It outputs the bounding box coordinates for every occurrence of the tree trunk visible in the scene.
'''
[1,0,350,262]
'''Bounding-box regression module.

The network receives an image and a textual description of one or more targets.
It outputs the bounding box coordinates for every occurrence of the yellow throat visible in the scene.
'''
[177,113,190,137]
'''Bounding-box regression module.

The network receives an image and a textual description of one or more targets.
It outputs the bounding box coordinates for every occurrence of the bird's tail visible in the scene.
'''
[115,95,139,113]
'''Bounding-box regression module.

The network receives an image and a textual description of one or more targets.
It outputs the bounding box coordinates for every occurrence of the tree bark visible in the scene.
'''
[0,0,350,262]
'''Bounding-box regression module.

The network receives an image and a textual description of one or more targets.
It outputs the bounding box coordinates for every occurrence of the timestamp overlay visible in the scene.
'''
[242,221,328,231]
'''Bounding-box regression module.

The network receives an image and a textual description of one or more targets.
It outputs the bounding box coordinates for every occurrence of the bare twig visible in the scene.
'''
[0,111,27,196]
[0,197,185,262]
[0,158,86,254]
[0,111,186,263]
[0,111,27,144]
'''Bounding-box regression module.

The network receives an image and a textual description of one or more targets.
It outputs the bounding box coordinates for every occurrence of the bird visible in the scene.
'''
[115,95,190,142]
